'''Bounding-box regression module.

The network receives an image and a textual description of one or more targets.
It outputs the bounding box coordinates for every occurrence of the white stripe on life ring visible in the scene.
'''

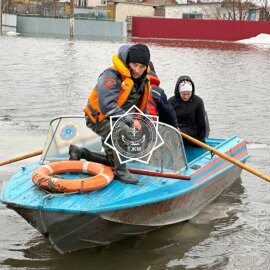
[43,164,54,175]
[99,173,112,184]
[83,161,90,173]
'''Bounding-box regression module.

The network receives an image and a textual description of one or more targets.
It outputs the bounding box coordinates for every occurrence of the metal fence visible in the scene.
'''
[15,15,126,38]
[1,13,126,38]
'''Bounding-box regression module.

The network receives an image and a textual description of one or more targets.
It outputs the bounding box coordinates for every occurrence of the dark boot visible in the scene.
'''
[114,155,138,184]
[69,144,111,165]
[69,144,82,160]
[81,149,111,166]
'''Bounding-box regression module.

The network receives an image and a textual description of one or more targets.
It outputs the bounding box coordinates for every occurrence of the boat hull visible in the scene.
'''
[12,206,156,253]
[7,161,244,253]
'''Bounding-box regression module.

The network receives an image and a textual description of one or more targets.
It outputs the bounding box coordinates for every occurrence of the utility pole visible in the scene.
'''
[0,0,2,36]
[70,0,74,37]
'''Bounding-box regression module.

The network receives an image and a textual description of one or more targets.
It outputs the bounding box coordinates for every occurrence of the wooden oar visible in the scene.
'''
[0,150,42,166]
[0,151,190,181]
[179,131,270,183]
[2,132,269,183]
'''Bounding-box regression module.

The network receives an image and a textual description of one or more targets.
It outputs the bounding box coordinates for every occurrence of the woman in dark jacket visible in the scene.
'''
[168,75,209,144]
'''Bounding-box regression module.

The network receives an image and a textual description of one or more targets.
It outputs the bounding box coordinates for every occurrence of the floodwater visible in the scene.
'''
[0,34,270,270]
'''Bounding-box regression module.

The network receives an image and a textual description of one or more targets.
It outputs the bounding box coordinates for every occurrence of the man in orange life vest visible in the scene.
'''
[69,44,151,184]
[147,62,178,128]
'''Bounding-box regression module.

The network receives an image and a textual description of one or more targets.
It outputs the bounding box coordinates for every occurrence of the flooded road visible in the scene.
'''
[0,34,270,270]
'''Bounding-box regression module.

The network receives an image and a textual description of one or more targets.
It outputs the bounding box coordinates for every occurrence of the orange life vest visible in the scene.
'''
[84,54,150,124]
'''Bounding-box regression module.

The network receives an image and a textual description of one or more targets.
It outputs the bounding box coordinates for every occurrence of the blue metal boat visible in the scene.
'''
[0,116,249,254]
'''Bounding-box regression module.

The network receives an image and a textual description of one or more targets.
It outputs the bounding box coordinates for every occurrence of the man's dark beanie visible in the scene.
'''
[127,44,150,66]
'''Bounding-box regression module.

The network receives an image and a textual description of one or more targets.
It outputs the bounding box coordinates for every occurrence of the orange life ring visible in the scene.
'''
[32,160,114,193]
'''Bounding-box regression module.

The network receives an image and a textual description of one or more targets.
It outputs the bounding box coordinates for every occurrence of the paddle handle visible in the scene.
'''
[180,132,270,183]
[0,150,43,166]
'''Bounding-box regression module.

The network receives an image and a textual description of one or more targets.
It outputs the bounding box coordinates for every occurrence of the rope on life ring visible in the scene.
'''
[32,160,114,193]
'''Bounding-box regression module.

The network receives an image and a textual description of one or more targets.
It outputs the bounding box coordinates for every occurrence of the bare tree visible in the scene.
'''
[256,0,270,20]
[197,0,268,20]
[222,0,257,20]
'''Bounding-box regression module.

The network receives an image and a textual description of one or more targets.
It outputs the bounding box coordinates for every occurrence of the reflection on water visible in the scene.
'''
[132,37,259,52]
[0,35,270,270]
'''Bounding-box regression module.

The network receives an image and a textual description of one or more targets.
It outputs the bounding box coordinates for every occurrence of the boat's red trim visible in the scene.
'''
[192,141,247,178]
[192,147,248,186]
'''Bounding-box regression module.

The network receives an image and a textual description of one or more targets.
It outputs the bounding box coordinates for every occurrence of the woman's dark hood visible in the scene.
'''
[174,75,195,101]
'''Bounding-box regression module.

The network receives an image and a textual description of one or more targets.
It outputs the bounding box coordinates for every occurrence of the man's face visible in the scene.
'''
[129,62,147,79]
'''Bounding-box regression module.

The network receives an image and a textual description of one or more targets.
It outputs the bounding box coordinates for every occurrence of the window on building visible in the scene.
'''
[182,13,203,19]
